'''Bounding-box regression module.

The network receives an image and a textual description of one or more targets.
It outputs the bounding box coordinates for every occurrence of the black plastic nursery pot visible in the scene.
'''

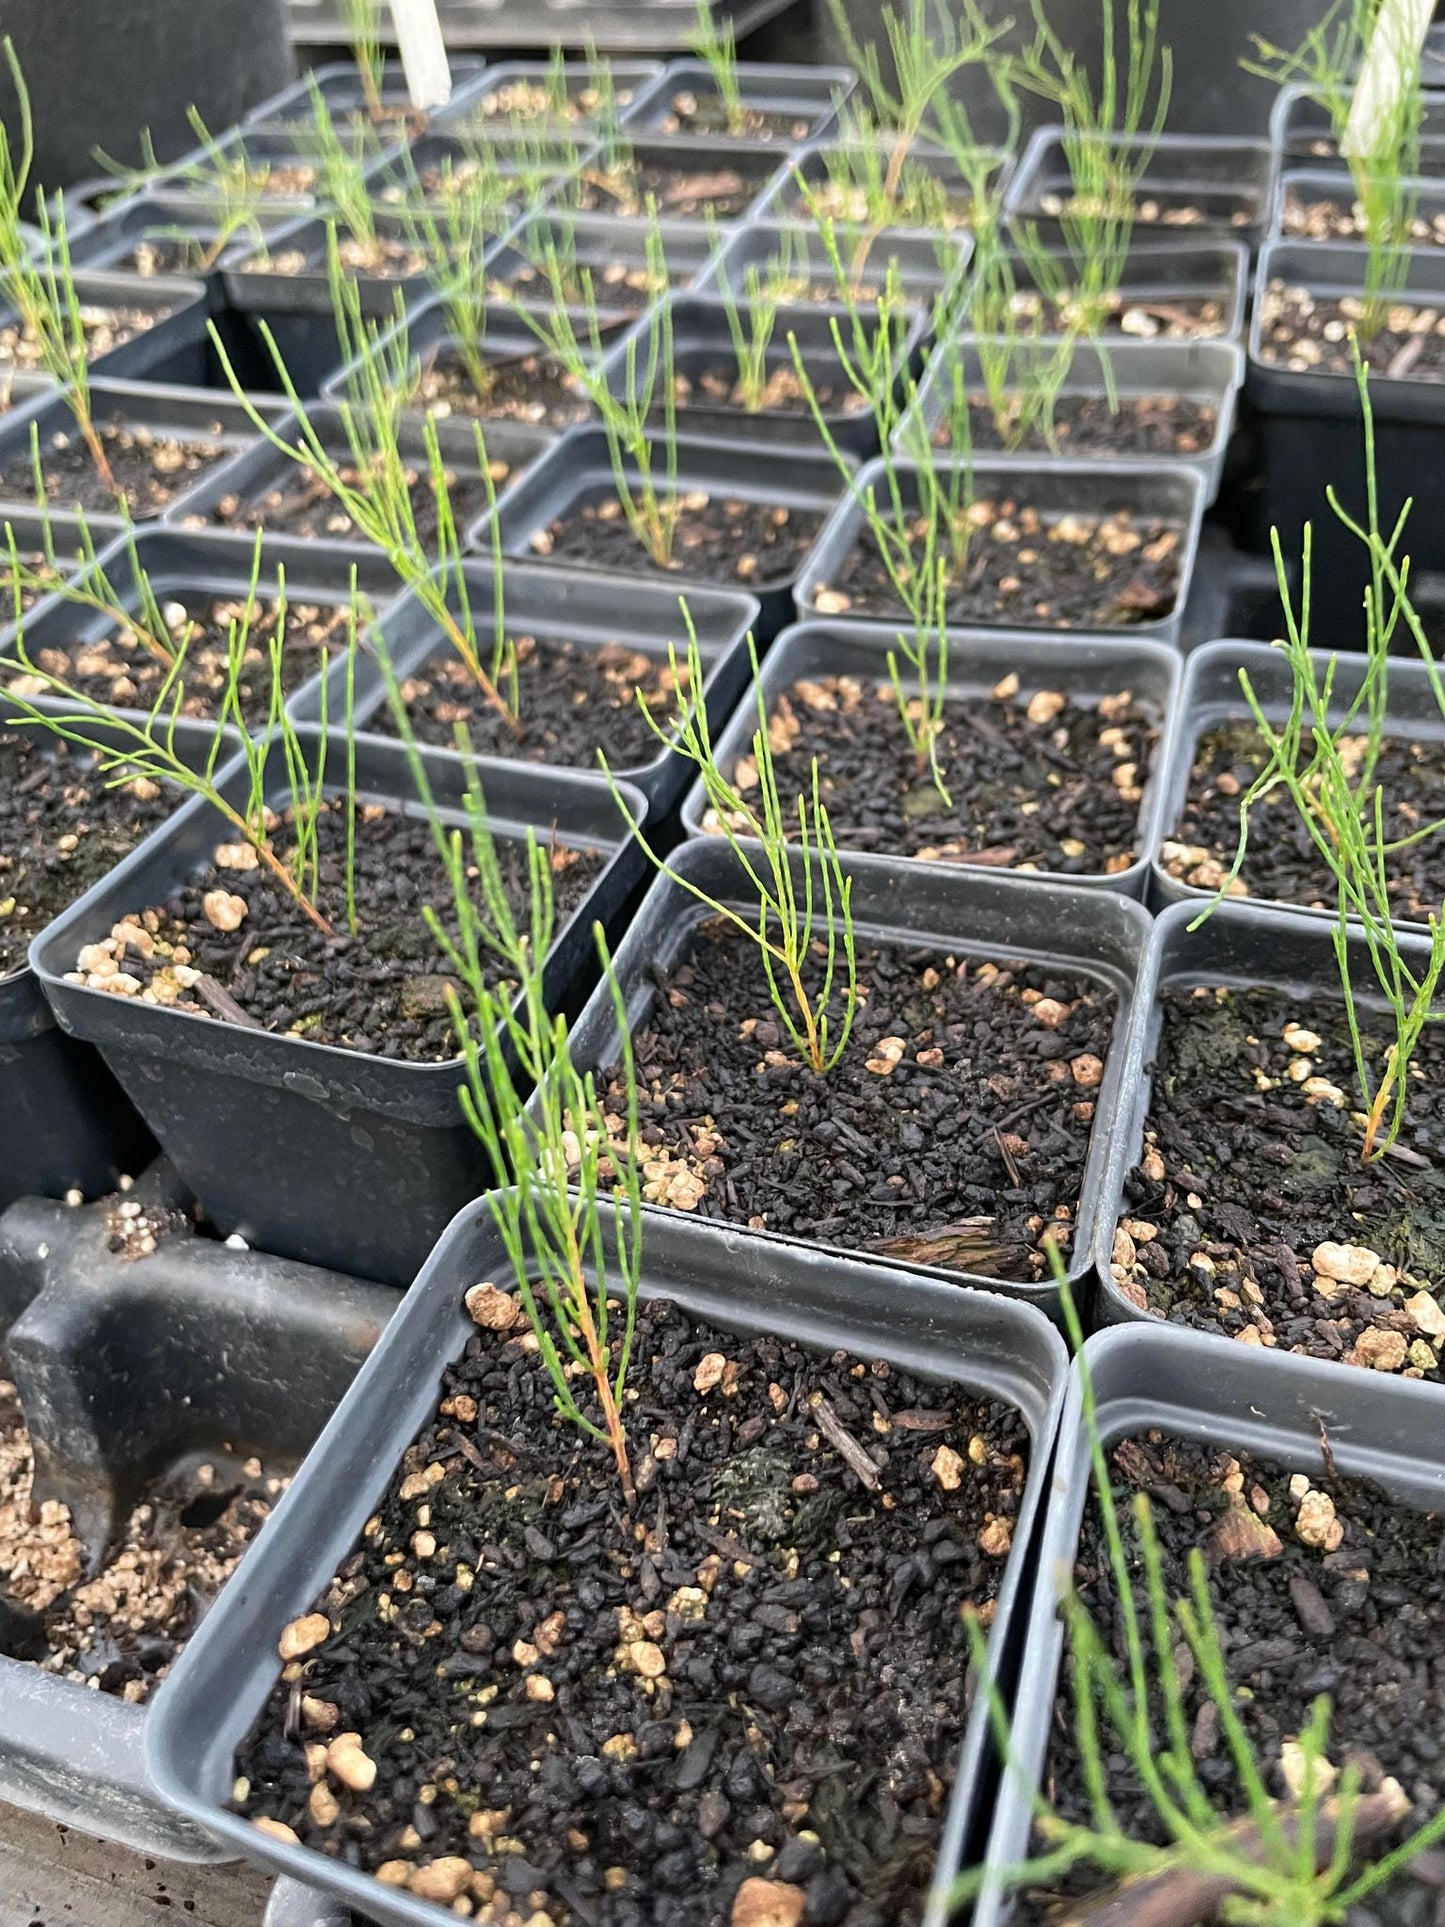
[759,137,1010,233]
[149,125,403,210]
[1273,166,1445,251]
[795,456,1206,648]
[599,294,929,458]
[30,730,649,1288]
[69,194,303,282]
[433,59,667,136]
[966,238,1251,342]
[553,136,791,226]
[1149,638,1445,922]
[143,1197,1068,1924]
[288,555,759,814]
[0,1167,396,1858]
[480,425,853,639]
[363,130,594,212]
[0,381,271,532]
[626,58,856,144]
[565,837,1150,1318]
[699,217,972,313]
[901,337,1246,506]
[4,524,407,735]
[217,208,490,320]
[967,1323,1445,1925]
[1248,239,1445,615]
[242,56,489,133]
[163,404,553,553]
[1272,80,1445,175]
[483,211,719,324]
[1090,896,1445,1373]
[1004,129,1275,248]
[679,618,1181,899]
[0,268,208,388]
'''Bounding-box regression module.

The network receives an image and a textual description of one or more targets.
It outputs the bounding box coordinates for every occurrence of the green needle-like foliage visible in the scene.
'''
[687,0,747,134]
[606,614,858,1077]
[341,0,386,121]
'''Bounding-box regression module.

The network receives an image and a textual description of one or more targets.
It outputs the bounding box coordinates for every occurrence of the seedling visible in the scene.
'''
[1248,0,1423,336]
[957,1261,1445,1922]
[388,683,644,1502]
[304,79,383,257]
[209,246,519,728]
[607,616,858,1077]
[687,0,747,136]
[1204,347,1445,1164]
[0,40,116,492]
[341,0,386,122]
[4,525,362,936]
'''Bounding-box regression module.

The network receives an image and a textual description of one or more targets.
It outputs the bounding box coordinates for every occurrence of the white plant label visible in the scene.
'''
[389,0,452,110]
[1344,0,1431,158]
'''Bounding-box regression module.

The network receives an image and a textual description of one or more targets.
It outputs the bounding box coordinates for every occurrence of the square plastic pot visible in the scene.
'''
[564,837,1150,1317]
[1148,638,1445,923]
[1271,165,1445,248]
[1005,127,1274,248]
[1088,896,1445,1329]
[3,524,408,732]
[794,455,1206,648]
[598,292,929,457]
[69,194,301,279]
[241,55,488,130]
[697,216,972,311]
[899,336,1245,505]
[30,730,650,1287]
[1247,239,1445,602]
[362,130,596,210]
[0,1168,398,1859]
[148,125,404,210]
[757,136,1013,231]
[1270,84,1445,178]
[143,1196,1069,1924]
[964,238,1250,342]
[548,135,792,227]
[218,209,511,319]
[678,617,1181,899]
[288,554,759,814]
[0,269,208,386]
[485,209,720,322]
[968,1322,1445,1924]
[625,59,856,143]
[475,424,853,640]
[0,381,274,536]
[161,403,554,550]
[432,59,669,136]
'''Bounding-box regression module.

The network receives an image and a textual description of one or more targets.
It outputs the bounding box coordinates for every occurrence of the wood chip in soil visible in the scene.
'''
[0,732,176,976]
[0,1378,283,1703]
[194,454,513,548]
[1110,983,1445,1380]
[535,491,827,590]
[720,672,1156,877]
[812,495,1185,630]
[953,389,1218,458]
[1257,281,1445,380]
[0,413,238,517]
[377,633,690,771]
[231,1295,1031,1926]
[68,799,604,1061]
[1163,718,1445,916]
[601,919,1114,1282]
[9,593,356,724]
[1016,1430,1445,1923]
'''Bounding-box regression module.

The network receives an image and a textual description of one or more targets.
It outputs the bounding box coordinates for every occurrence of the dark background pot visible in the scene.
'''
[0,0,294,193]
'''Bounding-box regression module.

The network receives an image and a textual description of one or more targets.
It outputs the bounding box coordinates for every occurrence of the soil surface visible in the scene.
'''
[12,592,356,726]
[195,453,514,549]
[0,412,238,518]
[779,170,978,232]
[243,232,436,279]
[653,91,818,142]
[1162,718,1445,917]
[488,257,675,315]
[0,1378,283,1703]
[1033,186,1258,231]
[67,801,603,1061]
[1110,983,1445,1382]
[570,154,777,221]
[413,345,592,429]
[996,286,1234,340]
[600,919,1115,1284]
[1256,281,1445,380]
[1281,185,1445,249]
[1019,1430,1445,1924]
[810,496,1186,631]
[0,300,177,372]
[722,671,1157,877]
[110,234,229,276]
[465,77,642,128]
[378,633,690,772]
[232,1293,1032,1927]
[534,490,827,592]
[670,358,869,421]
[953,390,1218,459]
[0,733,176,976]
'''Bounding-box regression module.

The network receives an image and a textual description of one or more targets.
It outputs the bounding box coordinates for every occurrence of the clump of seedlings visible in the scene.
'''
[962,1283,1445,1923]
